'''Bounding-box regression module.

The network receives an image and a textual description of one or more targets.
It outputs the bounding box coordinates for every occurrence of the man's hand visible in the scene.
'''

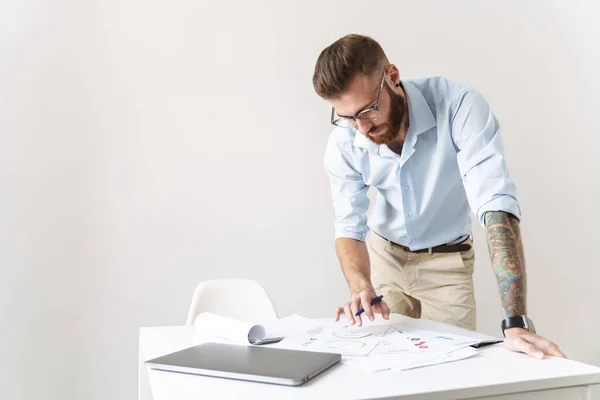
[503,328,566,359]
[334,286,390,327]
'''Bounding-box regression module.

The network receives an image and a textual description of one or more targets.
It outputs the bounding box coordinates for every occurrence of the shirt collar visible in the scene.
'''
[403,80,436,138]
[352,80,436,158]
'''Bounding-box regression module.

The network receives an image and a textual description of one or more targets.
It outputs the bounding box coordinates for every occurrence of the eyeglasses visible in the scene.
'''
[330,66,387,128]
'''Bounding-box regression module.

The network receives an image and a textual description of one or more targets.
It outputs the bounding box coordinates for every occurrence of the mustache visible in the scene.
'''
[368,124,387,133]
[368,124,390,135]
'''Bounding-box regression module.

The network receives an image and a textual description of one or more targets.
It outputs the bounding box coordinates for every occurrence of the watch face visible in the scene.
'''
[525,316,536,334]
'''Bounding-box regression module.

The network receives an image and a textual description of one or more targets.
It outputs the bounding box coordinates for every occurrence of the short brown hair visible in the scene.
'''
[312,34,388,99]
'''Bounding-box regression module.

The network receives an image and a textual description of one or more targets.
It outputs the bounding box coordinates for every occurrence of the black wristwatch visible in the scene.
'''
[501,315,536,337]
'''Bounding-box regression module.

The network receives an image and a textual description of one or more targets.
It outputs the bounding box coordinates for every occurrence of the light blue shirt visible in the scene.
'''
[324,77,521,250]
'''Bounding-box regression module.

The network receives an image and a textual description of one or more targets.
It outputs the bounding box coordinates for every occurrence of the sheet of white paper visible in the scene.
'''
[261,314,338,338]
[334,316,487,373]
[384,314,502,344]
[193,312,266,344]
[371,327,481,355]
[393,347,479,371]
[343,346,479,372]
[335,314,502,346]
[270,321,388,356]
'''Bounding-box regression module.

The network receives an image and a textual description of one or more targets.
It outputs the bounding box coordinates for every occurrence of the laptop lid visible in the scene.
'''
[145,342,341,386]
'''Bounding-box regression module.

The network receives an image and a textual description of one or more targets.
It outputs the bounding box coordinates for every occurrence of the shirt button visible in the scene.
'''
[404,186,409,191]
[408,211,413,216]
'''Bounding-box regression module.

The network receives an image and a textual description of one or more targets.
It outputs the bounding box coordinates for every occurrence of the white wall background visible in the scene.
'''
[1,1,599,399]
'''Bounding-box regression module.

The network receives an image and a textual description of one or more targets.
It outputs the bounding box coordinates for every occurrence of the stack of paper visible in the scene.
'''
[343,327,480,372]
[263,314,502,373]
[271,321,388,356]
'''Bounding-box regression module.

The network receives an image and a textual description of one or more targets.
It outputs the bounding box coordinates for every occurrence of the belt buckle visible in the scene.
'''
[427,247,433,255]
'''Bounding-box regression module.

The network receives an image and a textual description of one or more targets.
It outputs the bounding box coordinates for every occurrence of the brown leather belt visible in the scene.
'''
[375,232,471,254]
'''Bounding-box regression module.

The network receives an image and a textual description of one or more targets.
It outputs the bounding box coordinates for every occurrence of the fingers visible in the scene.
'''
[545,344,567,358]
[350,296,363,326]
[506,336,545,359]
[359,292,375,321]
[334,307,343,322]
[371,301,390,320]
[505,332,568,360]
[379,301,391,320]
[337,290,391,326]
[343,302,356,326]
[520,334,567,358]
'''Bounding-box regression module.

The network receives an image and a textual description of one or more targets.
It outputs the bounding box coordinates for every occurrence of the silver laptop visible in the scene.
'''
[145,342,341,386]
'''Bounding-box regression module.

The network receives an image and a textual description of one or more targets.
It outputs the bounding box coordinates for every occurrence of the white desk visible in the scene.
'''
[139,318,600,400]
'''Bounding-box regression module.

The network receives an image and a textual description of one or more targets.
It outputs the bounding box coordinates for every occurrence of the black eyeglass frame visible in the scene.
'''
[330,66,388,127]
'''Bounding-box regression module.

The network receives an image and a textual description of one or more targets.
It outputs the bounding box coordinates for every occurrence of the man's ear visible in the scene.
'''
[388,64,401,87]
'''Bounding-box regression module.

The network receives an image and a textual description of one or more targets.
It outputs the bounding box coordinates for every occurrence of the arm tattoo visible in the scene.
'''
[484,211,527,318]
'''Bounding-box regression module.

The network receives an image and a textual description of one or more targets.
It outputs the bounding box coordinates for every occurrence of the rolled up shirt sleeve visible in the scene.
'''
[451,89,522,226]
[324,132,370,241]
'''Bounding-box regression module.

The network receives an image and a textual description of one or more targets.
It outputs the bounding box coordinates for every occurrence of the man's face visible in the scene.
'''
[330,71,406,146]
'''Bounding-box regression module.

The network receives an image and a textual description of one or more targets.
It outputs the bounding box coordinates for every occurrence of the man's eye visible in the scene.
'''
[360,106,375,114]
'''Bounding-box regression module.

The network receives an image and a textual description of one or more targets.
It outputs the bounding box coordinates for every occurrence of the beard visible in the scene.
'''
[366,83,406,146]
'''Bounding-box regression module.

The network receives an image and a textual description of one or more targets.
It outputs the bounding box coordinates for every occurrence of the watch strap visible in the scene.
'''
[501,315,536,336]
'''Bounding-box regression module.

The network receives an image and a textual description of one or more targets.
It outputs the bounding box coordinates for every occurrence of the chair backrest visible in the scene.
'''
[185,279,278,325]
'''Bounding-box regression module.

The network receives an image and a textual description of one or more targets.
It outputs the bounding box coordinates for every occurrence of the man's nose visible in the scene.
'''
[356,119,373,135]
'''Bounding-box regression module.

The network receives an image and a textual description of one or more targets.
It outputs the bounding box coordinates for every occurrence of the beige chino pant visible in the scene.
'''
[367,232,477,330]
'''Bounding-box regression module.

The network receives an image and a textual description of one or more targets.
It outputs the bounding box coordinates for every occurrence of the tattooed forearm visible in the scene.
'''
[484,211,527,318]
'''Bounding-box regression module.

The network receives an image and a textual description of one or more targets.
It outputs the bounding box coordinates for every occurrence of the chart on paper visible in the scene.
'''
[333,330,374,339]
[371,327,480,355]
[270,319,388,356]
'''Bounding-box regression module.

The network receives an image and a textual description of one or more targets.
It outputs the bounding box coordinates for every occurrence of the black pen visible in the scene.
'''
[355,295,384,316]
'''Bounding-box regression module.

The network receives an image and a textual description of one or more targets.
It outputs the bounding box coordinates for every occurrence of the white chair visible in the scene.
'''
[185,279,278,325]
